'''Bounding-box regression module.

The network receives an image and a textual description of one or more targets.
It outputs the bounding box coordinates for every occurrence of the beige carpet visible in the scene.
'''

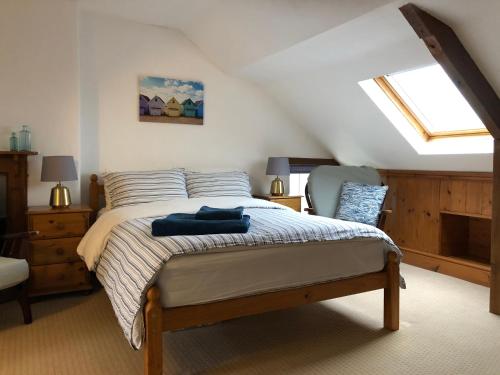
[1,263,500,375]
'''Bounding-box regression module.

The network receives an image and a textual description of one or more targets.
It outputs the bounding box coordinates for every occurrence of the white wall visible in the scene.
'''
[239,1,498,172]
[79,11,330,202]
[0,0,80,205]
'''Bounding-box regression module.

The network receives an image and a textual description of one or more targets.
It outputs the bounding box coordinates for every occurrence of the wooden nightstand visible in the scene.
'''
[26,205,93,297]
[253,195,302,212]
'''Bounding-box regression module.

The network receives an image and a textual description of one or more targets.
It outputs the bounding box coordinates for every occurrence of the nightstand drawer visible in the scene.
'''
[253,195,302,212]
[275,198,301,212]
[31,237,82,266]
[30,212,88,239]
[30,262,90,295]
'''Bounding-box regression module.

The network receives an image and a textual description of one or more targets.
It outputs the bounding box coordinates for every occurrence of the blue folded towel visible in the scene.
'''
[195,206,244,220]
[152,213,251,236]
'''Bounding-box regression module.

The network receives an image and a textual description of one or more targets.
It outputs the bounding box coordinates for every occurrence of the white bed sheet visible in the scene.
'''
[157,237,386,307]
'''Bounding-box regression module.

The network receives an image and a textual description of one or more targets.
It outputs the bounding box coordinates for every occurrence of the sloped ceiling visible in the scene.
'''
[78,0,394,71]
[78,0,500,171]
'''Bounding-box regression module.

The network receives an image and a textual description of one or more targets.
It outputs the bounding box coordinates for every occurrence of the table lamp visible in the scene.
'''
[41,156,78,208]
[266,157,290,196]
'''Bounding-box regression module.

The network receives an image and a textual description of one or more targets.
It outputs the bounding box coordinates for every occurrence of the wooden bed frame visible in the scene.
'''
[89,174,400,375]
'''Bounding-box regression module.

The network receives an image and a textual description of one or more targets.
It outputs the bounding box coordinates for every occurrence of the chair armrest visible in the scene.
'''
[2,231,39,240]
[304,207,315,215]
[1,231,38,258]
[377,209,392,230]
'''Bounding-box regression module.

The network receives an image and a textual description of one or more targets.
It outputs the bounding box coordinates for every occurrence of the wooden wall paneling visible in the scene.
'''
[481,181,493,217]
[384,175,440,254]
[416,177,441,254]
[382,169,493,287]
[465,181,484,215]
[440,179,467,213]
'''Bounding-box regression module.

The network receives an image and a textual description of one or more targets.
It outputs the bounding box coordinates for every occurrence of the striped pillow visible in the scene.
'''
[103,169,187,208]
[186,171,252,198]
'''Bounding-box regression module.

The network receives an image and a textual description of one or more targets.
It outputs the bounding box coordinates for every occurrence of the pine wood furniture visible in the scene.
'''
[253,194,302,212]
[26,205,93,297]
[89,174,400,375]
[380,169,492,286]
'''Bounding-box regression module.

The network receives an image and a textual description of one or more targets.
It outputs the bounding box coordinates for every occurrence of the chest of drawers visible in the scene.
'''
[27,205,93,296]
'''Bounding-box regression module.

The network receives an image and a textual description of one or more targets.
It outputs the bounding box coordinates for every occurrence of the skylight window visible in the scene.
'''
[375,64,489,140]
[359,63,493,155]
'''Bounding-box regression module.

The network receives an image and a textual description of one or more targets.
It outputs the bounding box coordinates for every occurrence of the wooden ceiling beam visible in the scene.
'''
[400,3,500,139]
[399,3,500,314]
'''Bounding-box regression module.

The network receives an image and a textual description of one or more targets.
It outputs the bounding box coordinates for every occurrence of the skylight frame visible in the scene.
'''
[373,75,490,142]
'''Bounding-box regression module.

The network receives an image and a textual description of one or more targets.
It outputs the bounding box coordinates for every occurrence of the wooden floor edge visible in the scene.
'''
[401,247,490,287]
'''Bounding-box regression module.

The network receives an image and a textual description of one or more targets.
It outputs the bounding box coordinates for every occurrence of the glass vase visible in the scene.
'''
[18,125,31,151]
[9,132,18,151]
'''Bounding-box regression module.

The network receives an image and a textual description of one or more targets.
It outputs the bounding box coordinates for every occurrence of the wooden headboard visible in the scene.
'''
[89,174,105,222]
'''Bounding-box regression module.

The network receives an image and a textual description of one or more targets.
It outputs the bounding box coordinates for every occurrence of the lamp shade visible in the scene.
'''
[266,157,290,176]
[41,156,78,182]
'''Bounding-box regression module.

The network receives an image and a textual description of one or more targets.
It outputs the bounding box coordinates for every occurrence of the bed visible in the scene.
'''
[82,173,401,375]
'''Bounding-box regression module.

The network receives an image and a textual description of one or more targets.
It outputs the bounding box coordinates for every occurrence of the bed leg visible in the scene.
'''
[384,252,399,331]
[145,286,162,375]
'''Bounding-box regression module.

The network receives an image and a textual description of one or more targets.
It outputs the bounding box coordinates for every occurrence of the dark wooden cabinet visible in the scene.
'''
[27,205,93,297]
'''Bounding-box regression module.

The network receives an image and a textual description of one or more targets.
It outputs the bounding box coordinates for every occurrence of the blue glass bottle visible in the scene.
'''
[19,125,31,151]
[9,132,18,151]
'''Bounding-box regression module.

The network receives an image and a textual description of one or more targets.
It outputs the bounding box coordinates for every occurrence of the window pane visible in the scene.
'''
[386,64,486,134]
[289,173,309,214]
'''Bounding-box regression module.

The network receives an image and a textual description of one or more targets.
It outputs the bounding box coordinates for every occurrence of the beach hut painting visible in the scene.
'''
[181,98,197,117]
[195,100,204,118]
[139,75,204,125]
[139,94,150,115]
[148,95,165,116]
[165,97,182,117]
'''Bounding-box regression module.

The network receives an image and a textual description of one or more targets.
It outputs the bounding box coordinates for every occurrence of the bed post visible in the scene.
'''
[384,252,399,331]
[144,286,162,375]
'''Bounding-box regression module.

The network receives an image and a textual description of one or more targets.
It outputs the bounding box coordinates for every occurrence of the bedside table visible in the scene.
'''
[253,195,302,212]
[26,205,93,297]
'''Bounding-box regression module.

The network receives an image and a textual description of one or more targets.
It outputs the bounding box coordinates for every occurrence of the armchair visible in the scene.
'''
[304,165,391,230]
[0,231,37,324]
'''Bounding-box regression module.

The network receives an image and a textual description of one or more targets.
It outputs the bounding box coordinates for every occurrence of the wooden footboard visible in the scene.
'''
[143,252,400,375]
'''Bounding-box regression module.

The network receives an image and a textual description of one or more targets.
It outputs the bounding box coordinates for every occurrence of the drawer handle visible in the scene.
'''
[56,248,64,255]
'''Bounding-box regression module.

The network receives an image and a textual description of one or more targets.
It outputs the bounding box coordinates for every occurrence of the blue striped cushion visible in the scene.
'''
[334,182,388,227]
[103,169,187,208]
[186,171,252,198]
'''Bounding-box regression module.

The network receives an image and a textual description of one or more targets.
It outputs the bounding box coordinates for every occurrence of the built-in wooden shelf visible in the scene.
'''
[382,169,493,287]
[440,210,491,282]
[0,151,38,156]
[440,210,492,220]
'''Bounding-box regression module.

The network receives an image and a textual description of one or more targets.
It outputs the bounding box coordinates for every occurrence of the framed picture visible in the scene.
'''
[139,76,204,125]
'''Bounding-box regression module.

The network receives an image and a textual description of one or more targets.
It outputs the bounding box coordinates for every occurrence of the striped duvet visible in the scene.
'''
[77,197,400,349]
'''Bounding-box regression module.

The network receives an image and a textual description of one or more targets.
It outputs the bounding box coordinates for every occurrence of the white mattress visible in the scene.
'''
[157,237,386,307]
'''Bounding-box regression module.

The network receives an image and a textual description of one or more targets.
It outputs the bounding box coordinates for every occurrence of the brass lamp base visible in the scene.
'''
[49,183,72,208]
[270,176,285,196]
